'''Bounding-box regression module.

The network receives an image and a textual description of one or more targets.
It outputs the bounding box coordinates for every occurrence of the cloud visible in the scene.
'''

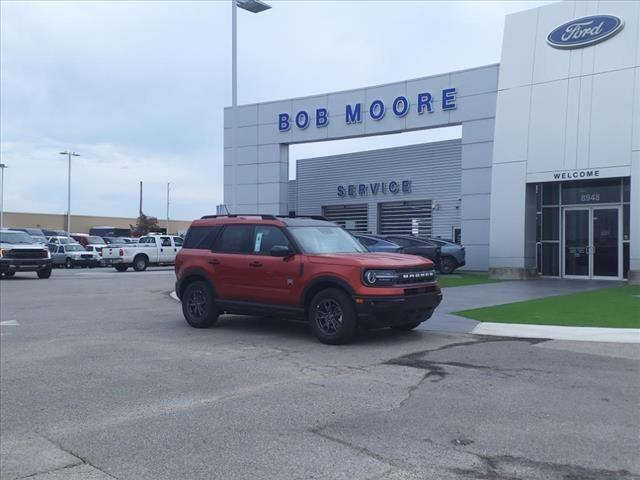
[0,0,555,221]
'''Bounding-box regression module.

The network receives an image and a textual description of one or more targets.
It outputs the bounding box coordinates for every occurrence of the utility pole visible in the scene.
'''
[139,181,143,216]
[59,151,80,233]
[0,163,7,228]
[166,182,170,234]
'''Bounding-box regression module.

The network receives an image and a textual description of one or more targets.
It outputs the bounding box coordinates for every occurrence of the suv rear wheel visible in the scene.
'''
[182,280,219,328]
[309,288,357,345]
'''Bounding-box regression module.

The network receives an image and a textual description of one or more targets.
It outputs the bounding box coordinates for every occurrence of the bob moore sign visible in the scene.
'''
[547,15,624,49]
[278,89,457,132]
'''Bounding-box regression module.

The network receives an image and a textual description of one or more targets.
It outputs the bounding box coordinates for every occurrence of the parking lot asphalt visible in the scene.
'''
[1,268,639,480]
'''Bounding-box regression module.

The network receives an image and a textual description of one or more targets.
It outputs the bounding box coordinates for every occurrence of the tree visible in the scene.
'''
[130,212,161,236]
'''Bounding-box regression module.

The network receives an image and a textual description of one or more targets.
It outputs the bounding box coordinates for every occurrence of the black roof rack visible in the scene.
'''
[200,214,277,220]
[277,214,329,221]
[199,213,329,222]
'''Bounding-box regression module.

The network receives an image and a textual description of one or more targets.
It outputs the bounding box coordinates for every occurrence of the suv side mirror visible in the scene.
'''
[270,245,293,258]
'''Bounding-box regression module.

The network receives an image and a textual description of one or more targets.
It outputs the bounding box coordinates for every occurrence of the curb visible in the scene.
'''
[471,322,640,344]
[169,291,180,302]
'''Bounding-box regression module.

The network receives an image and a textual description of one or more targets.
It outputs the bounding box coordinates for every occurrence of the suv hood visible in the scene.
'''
[0,243,45,250]
[306,252,433,268]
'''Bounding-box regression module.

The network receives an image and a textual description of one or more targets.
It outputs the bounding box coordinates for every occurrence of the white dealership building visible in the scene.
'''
[224,1,640,282]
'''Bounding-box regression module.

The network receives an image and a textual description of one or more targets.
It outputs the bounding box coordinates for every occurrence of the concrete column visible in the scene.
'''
[628,155,640,284]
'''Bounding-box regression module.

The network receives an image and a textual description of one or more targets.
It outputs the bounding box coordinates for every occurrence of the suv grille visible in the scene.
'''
[395,268,436,285]
[4,249,48,259]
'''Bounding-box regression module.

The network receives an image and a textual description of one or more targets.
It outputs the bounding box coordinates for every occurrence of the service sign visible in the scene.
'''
[547,15,624,49]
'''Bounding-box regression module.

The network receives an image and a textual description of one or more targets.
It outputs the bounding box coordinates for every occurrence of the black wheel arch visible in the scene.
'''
[177,267,216,300]
[301,276,356,315]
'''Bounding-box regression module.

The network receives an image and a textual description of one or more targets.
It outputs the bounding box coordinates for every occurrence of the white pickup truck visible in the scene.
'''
[101,235,183,272]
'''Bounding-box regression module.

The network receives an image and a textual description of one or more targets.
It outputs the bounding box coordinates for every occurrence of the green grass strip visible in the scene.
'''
[455,285,640,328]
[437,272,502,288]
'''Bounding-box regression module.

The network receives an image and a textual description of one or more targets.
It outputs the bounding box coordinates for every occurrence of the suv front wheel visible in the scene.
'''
[182,280,219,328]
[309,288,357,345]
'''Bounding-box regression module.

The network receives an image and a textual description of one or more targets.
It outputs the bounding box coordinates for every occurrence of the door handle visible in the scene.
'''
[208,259,220,265]
[160,248,164,252]
[249,261,263,268]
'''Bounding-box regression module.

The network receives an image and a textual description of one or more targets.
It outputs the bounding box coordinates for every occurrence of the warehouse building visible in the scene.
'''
[223,1,639,282]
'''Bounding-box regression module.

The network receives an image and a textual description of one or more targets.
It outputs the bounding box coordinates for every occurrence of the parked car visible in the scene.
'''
[83,245,105,265]
[378,235,442,269]
[427,238,466,274]
[70,233,107,249]
[10,227,48,245]
[46,236,77,246]
[102,234,183,271]
[42,229,69,237]
[102,236,126,245]
[354,234,402,253]
[0,229,53,278]
[174,214,442,344]
[51,244,100,269]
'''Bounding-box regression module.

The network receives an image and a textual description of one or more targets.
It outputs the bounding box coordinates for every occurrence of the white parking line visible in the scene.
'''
[0,320,19,326]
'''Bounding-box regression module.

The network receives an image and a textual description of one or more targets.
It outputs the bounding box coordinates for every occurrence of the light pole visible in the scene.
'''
[231,0,271,212]
[59,151,80,234]
[0,163,7,228]
[166,182,170,234]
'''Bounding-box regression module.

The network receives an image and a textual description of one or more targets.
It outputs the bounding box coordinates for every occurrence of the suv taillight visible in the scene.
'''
[119,248,124,256]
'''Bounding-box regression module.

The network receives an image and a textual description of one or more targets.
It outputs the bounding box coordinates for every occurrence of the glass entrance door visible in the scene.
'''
[592,208,619,278]
[563,207,621,279]
[564,209,590,277]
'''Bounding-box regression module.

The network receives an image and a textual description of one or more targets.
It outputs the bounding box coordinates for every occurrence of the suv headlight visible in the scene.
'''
[362,269,398,286]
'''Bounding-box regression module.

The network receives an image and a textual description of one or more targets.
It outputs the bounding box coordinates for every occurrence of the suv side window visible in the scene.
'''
[173,236,184,247]
[252,226,291,255]
[214,225,253,253]
[182,227,219,249]
[357,236,375,246]
[160,236,172,247]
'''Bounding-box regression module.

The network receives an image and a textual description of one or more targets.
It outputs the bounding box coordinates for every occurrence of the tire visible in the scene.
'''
[438,256,457,275]
[65,258,73,269]
[133,255,148,272]
[37,266,52,279]
[114,265,129,272]
[308,288,358,345]
[391,321,422,331]
[182,280,219,328]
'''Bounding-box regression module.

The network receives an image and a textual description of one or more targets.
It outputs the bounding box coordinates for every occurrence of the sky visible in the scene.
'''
[0,0,555,221]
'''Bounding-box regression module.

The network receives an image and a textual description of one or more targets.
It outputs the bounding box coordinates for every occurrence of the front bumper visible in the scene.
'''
[0,258,52,272]
[103,258,124,265]
[354,285,442,327]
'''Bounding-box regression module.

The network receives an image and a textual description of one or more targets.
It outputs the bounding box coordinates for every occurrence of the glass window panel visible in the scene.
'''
[536,184,542,211]
[623,243,629,279]
[542,207,559,241]
[623,177,630,203]
[561,179,621,205]
[623,204,629,241]
[536,213,542,242]
[542,243,559,276]
[542,183,559,205]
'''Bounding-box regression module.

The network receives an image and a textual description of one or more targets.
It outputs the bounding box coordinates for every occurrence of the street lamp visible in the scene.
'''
[166,182,171,234]
[59,151,80,234]
[231,0,271,211]
[0,163,7,228]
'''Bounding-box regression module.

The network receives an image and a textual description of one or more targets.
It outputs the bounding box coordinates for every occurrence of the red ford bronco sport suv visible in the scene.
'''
[175,215,442,344]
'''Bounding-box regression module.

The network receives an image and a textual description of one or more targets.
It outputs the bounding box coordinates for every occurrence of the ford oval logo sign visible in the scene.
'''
[547,15,624,49]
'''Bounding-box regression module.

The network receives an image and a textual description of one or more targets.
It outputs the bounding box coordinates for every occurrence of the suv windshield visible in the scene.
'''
[65,245,85,252]
[288,226,367,254]
[88,236,106,244]
[1,231,34,244]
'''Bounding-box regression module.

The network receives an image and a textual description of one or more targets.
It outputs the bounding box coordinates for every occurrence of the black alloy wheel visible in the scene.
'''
[438,256,456,275]
[182,281,219,328]
[309,288,357,345]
